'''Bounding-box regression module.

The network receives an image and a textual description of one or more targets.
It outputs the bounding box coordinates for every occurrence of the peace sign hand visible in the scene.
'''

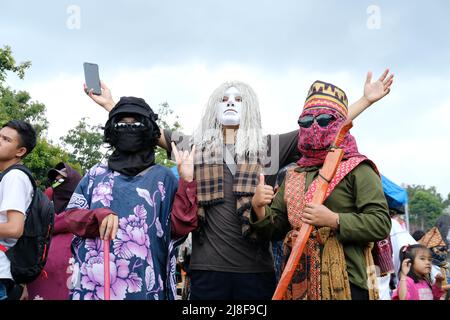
[172,142,196,182]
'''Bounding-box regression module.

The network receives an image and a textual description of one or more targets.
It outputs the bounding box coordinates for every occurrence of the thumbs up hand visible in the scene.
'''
[251,174,275,220]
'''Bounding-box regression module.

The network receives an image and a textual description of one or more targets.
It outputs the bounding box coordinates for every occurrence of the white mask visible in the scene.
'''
[217,86,242,126]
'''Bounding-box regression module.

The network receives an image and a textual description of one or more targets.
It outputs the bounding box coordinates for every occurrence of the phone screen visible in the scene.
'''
[83,62,101,95]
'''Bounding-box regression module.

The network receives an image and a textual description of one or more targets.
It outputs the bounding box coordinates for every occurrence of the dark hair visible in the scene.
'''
[398,244,432,286]
[412,230,425,241]
[2,120,37,158]
[389,207,405,217]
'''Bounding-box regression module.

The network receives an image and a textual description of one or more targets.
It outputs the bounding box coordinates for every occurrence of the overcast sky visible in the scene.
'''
[1,0,449,197]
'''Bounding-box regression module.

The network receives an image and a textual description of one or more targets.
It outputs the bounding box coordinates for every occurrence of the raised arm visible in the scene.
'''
[348,68,394,121]
[85,80,116,112]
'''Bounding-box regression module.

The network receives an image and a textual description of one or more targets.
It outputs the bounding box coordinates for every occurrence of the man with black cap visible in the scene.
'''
[64,97,198,300]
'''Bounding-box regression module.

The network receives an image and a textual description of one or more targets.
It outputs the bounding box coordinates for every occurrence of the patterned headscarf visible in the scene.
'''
[297,81,362,167]
[419,227,448,266]
[419,227,447,248]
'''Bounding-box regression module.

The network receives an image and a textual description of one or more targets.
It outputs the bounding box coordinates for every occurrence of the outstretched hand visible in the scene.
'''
[172,142,196,182]
[364,68,394,104]
[84,80,116,112]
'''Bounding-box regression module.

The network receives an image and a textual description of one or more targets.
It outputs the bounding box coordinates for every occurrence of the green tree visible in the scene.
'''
[407,185,445,231]
[443,193,450,208]
[155,102,181,167]
[24,138,81,188]
[0,46,31,82]
[408,185,444,203]
[0,87,49,135]
[443,193,450,215]
[60,117,105,174]
[0,46,48,134]
[0,45,80,186]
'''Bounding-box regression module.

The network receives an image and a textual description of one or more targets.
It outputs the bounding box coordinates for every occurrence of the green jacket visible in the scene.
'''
[250,162,391,290]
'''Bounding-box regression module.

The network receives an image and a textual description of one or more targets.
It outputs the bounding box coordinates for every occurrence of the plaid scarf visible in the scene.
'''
[194,152,262,242]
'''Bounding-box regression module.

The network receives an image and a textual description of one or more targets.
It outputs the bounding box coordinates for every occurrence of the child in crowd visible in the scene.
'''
[392,244,449,300]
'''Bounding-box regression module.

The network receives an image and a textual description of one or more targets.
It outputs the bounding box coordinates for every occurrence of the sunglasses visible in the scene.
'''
[297,114,335,128]
[115,122,145,129]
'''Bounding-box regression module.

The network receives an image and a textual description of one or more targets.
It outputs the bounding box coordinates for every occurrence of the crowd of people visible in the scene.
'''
[0,68,449,300]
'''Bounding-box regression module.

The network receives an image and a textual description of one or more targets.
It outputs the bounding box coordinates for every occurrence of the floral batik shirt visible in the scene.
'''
[66,163,183,300]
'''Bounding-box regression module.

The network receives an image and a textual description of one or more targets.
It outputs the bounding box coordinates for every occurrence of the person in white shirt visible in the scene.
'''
[0,120,37,300]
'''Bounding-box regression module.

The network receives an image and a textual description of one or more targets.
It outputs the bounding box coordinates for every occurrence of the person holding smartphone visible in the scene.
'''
[64,96,198,300]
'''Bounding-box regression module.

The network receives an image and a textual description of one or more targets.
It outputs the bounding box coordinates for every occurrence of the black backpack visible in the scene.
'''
[0,164,55,284]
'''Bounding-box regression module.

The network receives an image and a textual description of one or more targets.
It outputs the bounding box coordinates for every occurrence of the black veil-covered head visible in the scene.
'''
[104,97,161,176]
[104,96,160,151]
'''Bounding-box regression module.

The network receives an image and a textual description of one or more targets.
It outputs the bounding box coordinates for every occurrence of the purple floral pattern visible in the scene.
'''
[113,205,150,260]
[136,188,154,207]
[89,165,107,177]
[70,166,178,300]
[158,181,166,201]
[92,181,114,207]
[79,239,142,300]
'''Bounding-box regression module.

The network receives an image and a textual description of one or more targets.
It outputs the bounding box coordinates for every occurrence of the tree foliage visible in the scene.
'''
[155,101,181,167]
[0,46,31,82]
[23,138,81,187]
[60,117,105,174]
[407,184,446,231]
[0,46,80,187]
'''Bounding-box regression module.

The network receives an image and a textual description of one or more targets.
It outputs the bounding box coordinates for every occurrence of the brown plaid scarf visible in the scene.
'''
[194,150,261,242]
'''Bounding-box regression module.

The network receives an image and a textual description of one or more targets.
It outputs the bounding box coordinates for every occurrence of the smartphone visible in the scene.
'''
[83,62,101,95]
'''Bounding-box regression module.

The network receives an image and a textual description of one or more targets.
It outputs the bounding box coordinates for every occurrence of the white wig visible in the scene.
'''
[193,81,267,162]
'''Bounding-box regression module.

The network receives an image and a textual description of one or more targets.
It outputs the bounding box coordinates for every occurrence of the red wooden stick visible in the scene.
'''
[104,240,110,300]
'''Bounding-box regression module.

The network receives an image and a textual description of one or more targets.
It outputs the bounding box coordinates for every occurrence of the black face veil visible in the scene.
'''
[104,97,161,176]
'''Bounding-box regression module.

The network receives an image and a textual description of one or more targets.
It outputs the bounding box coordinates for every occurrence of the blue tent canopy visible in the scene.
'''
[381,175,408,211]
